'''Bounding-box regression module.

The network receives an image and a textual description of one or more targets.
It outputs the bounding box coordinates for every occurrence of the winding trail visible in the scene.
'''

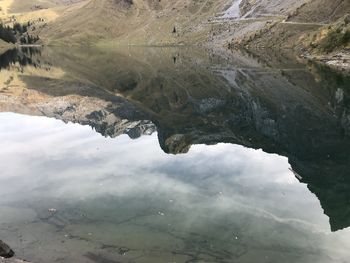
[207,14,328,28]
[281,21,327,26]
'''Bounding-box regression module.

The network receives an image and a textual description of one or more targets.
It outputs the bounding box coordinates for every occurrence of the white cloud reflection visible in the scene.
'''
[0,112,350,262]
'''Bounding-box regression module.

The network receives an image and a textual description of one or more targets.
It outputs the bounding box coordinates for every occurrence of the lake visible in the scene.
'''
[0,46,349,263]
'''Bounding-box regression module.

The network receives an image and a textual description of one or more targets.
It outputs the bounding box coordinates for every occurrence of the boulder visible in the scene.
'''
[0,241,14,258]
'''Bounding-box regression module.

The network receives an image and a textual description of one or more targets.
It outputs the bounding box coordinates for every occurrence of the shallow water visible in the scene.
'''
[0,47,350,263]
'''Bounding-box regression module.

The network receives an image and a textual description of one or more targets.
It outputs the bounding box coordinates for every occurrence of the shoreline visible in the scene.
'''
[0,241,30,263]
[0,258,30,263]
[1,41,349,73]
[0,41,14,55]
[303,52,350,73]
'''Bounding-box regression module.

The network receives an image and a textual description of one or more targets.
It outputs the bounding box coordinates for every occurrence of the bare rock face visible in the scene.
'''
[0,241,14,259]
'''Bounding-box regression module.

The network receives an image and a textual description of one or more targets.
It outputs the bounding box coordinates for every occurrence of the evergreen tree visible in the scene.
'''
[13,22,23,34]
[0,24,16,43]
[20,36,27,44]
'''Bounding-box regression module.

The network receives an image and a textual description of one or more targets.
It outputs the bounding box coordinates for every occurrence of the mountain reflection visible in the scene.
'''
[0,46,350,232]
[0,47,42,70]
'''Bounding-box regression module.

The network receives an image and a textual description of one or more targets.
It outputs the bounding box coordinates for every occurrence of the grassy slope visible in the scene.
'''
[1,0,349,56]
[0,0,86,26]
[9,0,62,13]
[1,0,57,25]
[5,0,86,13]
[288,0,350,23]
[41,0,232,46]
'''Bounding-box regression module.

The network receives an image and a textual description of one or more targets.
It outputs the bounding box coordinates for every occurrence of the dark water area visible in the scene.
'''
[0,46,349,263]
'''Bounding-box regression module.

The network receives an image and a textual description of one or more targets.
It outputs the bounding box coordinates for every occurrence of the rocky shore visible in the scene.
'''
[0,241,30,263]
[0,258,29,263]
[302,52,350,72]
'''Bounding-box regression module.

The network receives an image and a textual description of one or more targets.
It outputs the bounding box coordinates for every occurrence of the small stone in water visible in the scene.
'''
[158,212,165,216]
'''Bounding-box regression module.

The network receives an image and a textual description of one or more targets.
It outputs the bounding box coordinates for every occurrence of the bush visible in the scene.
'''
[343,30,350,44]
[319,28,350,53]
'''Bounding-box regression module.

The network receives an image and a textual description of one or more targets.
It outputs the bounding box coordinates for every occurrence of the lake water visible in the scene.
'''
[0,47,349,263]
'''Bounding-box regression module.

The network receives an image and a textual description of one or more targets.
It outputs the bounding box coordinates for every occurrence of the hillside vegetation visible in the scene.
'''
[308,15,350,53]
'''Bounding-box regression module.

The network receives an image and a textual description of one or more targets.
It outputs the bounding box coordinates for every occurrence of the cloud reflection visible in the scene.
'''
[0,112,349,262]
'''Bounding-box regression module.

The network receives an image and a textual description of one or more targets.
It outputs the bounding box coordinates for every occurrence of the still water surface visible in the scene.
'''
[0,47,349,262]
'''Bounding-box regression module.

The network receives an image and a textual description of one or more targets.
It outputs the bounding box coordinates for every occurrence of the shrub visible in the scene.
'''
[319,28,350,53]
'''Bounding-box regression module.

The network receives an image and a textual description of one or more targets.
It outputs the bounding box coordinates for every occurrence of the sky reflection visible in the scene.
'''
[0,112,349,263]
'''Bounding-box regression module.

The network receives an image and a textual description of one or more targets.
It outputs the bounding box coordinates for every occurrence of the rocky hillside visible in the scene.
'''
[302,14,350,69]
[228,0,350,69]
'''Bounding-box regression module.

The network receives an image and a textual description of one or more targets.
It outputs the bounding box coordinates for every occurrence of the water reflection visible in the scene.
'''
[0,46,350,262]
[0,112,349,263]
[0,48,42,70]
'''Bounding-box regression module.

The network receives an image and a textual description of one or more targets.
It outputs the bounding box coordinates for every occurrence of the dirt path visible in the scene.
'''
[207,14,329,28]
[281,21,327,26]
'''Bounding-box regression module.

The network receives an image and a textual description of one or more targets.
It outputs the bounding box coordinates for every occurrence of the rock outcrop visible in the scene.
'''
[0,241,30,262]
[228,0,350,69]
[0,241,14,259]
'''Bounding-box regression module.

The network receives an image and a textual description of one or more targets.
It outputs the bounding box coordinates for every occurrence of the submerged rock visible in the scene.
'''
[0,258,30,262]
[0,241,30,262]
[0,241,14,259]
